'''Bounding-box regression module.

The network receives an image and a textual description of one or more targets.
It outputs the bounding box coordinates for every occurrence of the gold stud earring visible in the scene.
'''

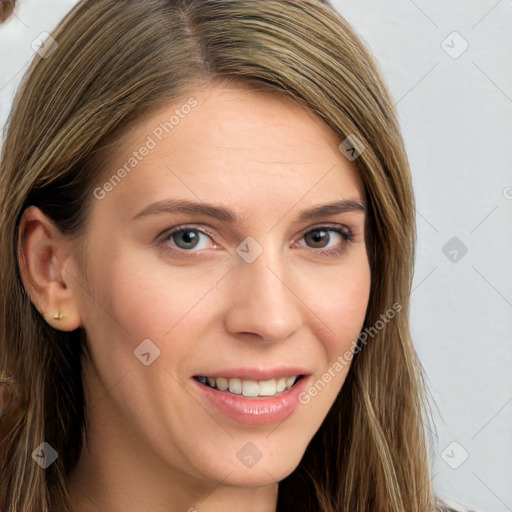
[53,311,65,321]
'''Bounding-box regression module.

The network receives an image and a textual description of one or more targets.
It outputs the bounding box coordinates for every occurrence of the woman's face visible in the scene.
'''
[67,84,371,500]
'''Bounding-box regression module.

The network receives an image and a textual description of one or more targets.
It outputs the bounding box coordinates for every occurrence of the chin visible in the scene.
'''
[191,447,303,488]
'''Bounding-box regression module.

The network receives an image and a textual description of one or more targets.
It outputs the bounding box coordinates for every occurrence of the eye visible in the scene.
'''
[158,224,354,258]
[298,226,353,256]
[161,226,215,251]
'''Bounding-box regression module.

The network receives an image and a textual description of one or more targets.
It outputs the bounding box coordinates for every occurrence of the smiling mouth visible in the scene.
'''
[194,375,305,398]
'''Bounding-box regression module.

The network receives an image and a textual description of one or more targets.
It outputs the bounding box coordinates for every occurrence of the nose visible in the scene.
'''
[223,243,303,344]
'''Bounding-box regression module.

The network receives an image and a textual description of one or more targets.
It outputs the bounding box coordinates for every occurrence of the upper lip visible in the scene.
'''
[193,366,311,381]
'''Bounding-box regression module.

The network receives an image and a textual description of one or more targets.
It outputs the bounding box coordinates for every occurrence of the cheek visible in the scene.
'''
[102,250,228,339]
[296,258,370,414]
[313,256,371,358]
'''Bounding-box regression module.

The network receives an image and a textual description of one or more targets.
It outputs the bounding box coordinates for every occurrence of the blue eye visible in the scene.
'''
[159,224,353,257]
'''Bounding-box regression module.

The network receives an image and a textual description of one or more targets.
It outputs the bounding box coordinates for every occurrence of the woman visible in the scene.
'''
[0,0,473,511]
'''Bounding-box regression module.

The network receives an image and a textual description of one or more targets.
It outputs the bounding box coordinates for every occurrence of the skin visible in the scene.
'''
[18,84,371,512]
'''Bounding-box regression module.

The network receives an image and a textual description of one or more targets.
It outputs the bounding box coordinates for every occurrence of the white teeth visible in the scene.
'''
[276,378,287,392]
[216,377,229,391]
[242,380,259,397]
[286,376,297,388]
[258,379,277,396]
[200,375,301,397]
[228,378,242,395]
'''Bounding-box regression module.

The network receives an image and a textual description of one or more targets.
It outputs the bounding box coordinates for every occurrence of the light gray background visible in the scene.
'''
[1,1,511,511]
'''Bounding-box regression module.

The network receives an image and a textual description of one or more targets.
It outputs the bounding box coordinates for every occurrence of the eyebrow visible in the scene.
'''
[132,198,366,223]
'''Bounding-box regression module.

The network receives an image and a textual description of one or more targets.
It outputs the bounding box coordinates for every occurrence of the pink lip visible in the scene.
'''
[193,366,310,381]
[192,374,311,425]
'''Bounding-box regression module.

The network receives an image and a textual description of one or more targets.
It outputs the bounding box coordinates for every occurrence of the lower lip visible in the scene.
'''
[192,376,311,425]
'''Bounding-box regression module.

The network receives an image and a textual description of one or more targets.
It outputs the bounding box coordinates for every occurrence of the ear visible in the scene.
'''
[17,206,82,332]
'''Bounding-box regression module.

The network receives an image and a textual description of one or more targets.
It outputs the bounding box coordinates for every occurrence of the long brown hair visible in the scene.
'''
[1,1,452,510]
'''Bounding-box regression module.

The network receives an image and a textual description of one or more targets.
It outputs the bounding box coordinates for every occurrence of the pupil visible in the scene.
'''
[307,229,328,248]
[175,230,199,249]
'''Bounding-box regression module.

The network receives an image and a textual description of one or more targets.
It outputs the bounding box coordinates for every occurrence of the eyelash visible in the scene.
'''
[158,223,354,259]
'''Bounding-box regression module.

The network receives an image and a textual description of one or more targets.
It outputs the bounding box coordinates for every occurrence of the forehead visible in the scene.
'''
[91,84,364,220]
